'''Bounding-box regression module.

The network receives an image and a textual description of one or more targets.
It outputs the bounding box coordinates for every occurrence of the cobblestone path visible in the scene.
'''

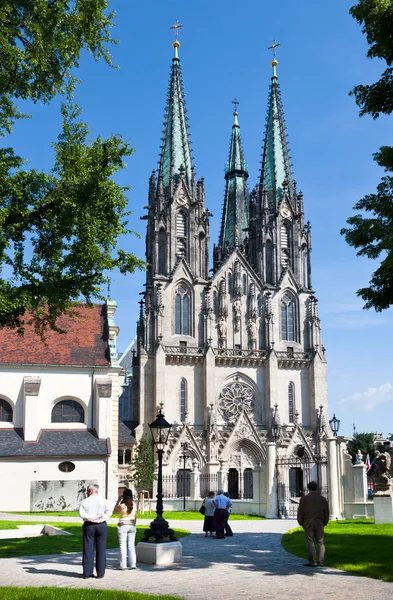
[0,515,391,600]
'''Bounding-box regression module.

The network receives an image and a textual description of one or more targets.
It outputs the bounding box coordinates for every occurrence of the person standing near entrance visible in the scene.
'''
[79,483,112,578]
[297,481,329,567]
[212,489,232,539]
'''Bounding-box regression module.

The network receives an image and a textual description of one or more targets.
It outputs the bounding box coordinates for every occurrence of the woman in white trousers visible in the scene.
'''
[115,489,137,570]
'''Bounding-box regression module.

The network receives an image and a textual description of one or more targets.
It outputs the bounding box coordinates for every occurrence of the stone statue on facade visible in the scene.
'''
[218,317,227,347]
[247,318,257,350]
[233,298,242,332]
[374,451,392,494]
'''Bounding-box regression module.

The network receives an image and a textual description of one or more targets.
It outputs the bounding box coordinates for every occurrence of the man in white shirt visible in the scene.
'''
[79,483,112,578]
[212,489,232,539]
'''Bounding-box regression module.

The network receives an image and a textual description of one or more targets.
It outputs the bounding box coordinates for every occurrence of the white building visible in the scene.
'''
[0,301,121,511]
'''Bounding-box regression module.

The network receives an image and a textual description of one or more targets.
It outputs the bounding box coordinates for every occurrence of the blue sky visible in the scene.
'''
[7,1,393,436]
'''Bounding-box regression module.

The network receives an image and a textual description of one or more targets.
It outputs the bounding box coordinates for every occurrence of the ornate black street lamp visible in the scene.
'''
[143,407,177,542]
[180,441,189,511]
[329,413,340,437]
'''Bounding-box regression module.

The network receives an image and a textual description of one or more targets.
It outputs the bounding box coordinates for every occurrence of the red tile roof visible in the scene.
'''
[0,304,110,366]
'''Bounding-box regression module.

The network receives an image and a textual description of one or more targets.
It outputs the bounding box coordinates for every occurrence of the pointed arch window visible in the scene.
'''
[265,240,273,283]
[176,210,187,259]
[288,382,295,423]
[213,290,218,315]
[158,228,167,274]
[175,285,190,335]
[281,293,296,341]
[242,274,247,295]
[227,273,232,295]
[180,378,188,422]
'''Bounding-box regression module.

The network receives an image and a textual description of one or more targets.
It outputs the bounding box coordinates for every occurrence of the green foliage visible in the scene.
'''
[282,519,393,581]
[347,431,376,460]
[0,589,183,600]
[0,0,116,134]
[0,1,144,335]
[127,437,156,492]
[341,1,393,310]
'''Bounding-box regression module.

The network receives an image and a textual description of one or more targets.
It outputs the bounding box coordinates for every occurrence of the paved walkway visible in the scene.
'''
[0,514,392,599]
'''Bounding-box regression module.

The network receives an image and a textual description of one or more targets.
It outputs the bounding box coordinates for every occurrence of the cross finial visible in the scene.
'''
[232,97,239,114]
[170,19,183,39]
[268,39,281,60]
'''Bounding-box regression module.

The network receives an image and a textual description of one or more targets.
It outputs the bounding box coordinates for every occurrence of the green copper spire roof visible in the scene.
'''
[219,107,249,250]
[158,41,194,193]
[260,59,294,206]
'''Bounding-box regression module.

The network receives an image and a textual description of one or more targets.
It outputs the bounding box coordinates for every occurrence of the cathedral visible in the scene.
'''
[132,37,329,517]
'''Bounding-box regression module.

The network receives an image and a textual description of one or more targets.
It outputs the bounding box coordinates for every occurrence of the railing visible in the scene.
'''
[199,473,219,498]
[164,346,205,356]
[213,348,267,358]
[275,351,311,360]
[162,473,191,499]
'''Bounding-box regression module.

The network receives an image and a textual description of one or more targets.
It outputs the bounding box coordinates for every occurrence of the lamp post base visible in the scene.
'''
[136,540,182,565]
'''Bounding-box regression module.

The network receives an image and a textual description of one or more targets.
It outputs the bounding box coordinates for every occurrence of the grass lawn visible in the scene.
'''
[0,522,190,559]
[5,510,263,520]
[282,519,393,582]
[0,589,182,600]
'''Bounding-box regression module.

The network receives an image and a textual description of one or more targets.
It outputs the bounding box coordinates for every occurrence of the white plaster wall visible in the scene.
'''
[0,458,106,512]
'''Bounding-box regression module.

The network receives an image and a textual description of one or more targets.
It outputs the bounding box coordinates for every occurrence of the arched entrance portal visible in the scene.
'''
[228,468,239,499]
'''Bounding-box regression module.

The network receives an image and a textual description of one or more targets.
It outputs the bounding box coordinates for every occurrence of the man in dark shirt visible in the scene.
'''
[297,481,329,567]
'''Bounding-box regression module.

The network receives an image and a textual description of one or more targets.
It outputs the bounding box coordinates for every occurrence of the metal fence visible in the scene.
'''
[199,473,219,498]
[162,472,191,499]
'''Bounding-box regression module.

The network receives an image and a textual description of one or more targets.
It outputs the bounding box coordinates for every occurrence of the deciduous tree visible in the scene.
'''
[341,1,393,310]
[0,1,144,335]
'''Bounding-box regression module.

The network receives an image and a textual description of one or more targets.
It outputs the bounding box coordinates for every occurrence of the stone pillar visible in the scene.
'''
[353,463,367,502]
[327,437,341,519]
[265,442,277,518]
[218,461,228,491]
[190,461,200,500]
[95,378,112,439]
[374,495,393,524]
[23,377,42,442]
[252,467,261,502]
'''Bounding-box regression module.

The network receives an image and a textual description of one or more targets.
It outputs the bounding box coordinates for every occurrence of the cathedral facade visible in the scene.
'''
[132,39,329,517]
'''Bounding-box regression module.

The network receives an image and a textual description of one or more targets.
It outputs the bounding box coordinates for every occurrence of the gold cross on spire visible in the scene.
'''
[268,39,281,60]
[232,98,240,114]
[170,20,183,38]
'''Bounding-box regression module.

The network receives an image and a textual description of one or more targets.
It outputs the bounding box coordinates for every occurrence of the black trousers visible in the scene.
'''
[82,521,107,577]
[224,510,233,536]
[214,508,226,538]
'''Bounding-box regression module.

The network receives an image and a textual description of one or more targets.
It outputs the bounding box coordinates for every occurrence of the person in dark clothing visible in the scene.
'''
[224,492,233,536]
[297,481,329,567]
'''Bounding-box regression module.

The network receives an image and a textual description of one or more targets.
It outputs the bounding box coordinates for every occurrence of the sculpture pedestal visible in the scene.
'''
[136,541,182,565]
[374,494,393,524]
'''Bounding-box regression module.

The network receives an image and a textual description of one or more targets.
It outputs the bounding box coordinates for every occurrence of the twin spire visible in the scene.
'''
[158,27,194,194]
[156,30,294,227]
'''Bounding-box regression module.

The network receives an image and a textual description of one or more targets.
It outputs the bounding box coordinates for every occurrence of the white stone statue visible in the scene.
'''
[218,317,227,347]
[248,318,257,349]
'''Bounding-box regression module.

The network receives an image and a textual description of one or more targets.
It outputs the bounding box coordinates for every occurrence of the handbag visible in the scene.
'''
[199,503,206,515]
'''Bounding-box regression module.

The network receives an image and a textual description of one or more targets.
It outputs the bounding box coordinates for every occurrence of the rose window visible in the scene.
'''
[218,382,255,421]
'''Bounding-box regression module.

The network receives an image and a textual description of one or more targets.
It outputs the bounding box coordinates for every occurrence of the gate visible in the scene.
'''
[276,449,328,518]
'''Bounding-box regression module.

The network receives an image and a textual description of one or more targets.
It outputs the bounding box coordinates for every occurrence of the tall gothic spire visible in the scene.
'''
[259,53,294,207]
[158,38,194,194]
[219,103,249,253]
